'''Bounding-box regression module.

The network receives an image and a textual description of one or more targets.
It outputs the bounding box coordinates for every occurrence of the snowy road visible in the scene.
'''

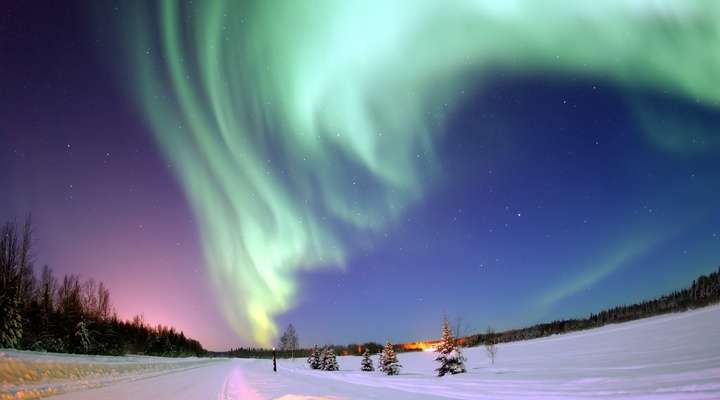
[46,357,443,400]
[3,305,719,399]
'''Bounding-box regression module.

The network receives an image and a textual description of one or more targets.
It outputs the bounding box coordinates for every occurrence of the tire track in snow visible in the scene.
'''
[219,364,263,400]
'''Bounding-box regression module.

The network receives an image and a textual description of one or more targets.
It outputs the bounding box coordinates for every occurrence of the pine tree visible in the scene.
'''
[377,345,386,371]
[0,221,24,349]
[319,346,328,369]
[379,341,401,375]
[435,317,466,376]
[75,320,92,353]
[360,348,374,371]
[307,345,322,369]
[0,294,22,348]
[322,347,339,371]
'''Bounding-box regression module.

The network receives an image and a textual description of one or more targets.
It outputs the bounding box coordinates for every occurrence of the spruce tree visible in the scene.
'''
[0,294,22,348]
[435,317,466,376]
[75,320,92,353]
[319,346,328,369]
[360,348,374,371]
[0,221,24,349]
[322,347,339,371]
[377,345,386,372]
[379,341,401,375]
[307,345,322,370]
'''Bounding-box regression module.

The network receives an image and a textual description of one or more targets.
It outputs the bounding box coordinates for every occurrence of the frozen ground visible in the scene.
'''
[2,305,719,399]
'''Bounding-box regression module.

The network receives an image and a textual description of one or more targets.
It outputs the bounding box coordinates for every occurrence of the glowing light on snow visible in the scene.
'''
[119,0,720,344]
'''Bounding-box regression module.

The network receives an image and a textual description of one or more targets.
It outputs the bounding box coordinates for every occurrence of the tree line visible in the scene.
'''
[222,341,385,359]
[0,217,205,356]
[221,323,385,360]
[463,266,720,347]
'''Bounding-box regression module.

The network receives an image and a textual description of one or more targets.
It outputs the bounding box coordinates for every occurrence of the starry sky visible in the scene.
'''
[2,1,719,350]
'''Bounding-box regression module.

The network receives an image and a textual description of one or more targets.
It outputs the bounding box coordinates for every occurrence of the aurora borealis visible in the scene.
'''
[2,1,719,349]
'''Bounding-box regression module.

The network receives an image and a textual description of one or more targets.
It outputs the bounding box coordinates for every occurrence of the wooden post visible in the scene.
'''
[272,347,277,372]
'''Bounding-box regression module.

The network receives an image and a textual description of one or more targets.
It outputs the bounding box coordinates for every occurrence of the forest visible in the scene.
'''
[221,341,385,359]
[0,217,205,356]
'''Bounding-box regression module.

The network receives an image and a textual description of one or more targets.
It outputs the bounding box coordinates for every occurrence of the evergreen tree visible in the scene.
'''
[377,345,386,371]
[322,347,339,371]
[0,221,24,348]
[435,317,466,376]
[360,348,374,371]
[379,341,401,375]
[0,294,22,348]
[307,345,322,370]
[75,320,92,353]
[320,346,328,369]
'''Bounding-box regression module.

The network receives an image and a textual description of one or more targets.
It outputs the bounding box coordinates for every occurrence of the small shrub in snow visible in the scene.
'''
[31,337,66,353]
[360,348,374,371]
[307,345,322,370]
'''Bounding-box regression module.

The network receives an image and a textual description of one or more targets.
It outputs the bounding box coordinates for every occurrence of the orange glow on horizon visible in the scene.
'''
[400,341,438,352]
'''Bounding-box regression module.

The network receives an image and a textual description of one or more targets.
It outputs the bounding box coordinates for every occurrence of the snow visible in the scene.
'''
[2,305,719,399]
[0,351,218,399]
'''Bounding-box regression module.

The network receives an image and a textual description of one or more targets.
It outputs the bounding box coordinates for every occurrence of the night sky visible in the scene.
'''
[2,2,719,350]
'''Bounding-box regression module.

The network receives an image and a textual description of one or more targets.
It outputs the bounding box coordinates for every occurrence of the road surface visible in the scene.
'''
[48,357,442,400]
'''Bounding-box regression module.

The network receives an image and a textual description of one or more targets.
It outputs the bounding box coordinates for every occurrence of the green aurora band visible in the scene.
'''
[121,0,720,344]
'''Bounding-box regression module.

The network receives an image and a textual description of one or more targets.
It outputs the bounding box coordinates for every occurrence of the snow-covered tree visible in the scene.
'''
[75,320,92,353]
[322,347,339,371]
[0,220,29,349]
[435,317,466,376]
[307,345,322,370]
[320,346,328,369]
[377,345,386,370]
[379,341,401,375]
[360,348,374,371]
[0,294,22,348]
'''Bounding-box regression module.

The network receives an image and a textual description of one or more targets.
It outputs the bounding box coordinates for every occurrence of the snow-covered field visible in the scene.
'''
[2,305,719,399]
[0,351,220,399]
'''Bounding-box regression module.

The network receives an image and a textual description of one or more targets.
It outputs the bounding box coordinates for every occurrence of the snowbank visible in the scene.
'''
[0,350,222,399]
